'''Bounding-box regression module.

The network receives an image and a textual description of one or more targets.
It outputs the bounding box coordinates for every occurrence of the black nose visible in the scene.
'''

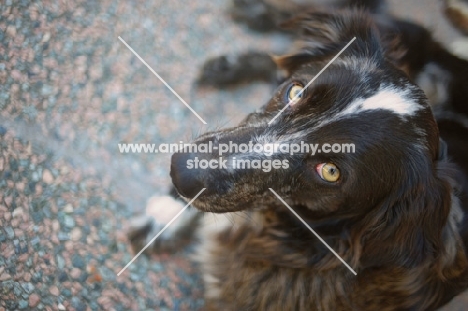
[170,152,206,198]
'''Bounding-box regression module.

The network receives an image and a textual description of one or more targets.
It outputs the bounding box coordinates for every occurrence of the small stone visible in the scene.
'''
[70,268,81,279]
[130,273,139,282]
[58,232,69,241]
[52,219,60,231]
[0,126,6,136]
[32,271,42,282]
[21,282,34,294]
[71,227,82,241]
[64,241,74,251]
[49,285,59,296]
[60,166,69,175]
[18,254,29,262]
[58,271,68,282]
[42,169,54,184]
[58,303,66,310]
[42,32,51,43]
[26,257,33,268]
[1,279,13,292]
[5,227,14,239]
[18,299,28,309]
[31,237,40,245]
[56,198,65,207]
[13,239,20,254]
[31,212,43,224]
[29,294,40,307]
[6,25,16,38]
[61,288,71,297]
[5,301,18,309]
[72,254,85,269]
[63,215,75,228]
[64,203,73,213]
[12,207,24,218]
[15,182,25,192]
[13,282,23,296]
[31,171,40,182]
[56,255,65,269]
[41,84,53,96]
[71,296,87,311]
[0,272,12,281]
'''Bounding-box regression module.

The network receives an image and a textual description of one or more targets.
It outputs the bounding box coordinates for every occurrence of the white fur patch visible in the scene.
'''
[451,40,468,60]
[361,90,417,114]
[133,196,198,242]
[342,86,422,117]
[145,196,186,223]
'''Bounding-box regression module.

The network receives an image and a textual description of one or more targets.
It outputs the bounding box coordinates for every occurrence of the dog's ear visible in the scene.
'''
[273,10,407,74]
[274,10,382,72]
[355,156,458,269]
[280,10,379,50]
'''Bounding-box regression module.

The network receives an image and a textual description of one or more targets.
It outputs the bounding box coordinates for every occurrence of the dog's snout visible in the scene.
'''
[170,127,275,202]
[170,152,206,198]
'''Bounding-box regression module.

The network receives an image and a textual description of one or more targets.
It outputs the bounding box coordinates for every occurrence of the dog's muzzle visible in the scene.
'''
[169,125,295,210]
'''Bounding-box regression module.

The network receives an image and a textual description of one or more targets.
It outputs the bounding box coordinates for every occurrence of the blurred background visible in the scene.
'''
[0,0,467,310]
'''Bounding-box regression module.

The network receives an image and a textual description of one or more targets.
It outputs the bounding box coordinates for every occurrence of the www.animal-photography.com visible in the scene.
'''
[2,0,468,310]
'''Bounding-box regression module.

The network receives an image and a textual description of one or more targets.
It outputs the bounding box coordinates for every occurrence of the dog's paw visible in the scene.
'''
[198,55,243,86]
[198,53,276,86]
[127,196,200,254]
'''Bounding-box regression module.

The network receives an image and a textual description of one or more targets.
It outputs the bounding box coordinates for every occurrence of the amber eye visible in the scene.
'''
[316,163,340,182]
[287,84,304,104]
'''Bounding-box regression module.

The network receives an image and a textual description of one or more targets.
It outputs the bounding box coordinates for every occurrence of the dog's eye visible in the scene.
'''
[287,84,304,104]
[316,163,340,182]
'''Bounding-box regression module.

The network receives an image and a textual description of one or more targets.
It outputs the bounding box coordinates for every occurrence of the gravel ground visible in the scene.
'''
[1,0,467,310]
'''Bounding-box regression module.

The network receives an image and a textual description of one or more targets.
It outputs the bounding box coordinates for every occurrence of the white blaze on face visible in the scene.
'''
[342,86,422,117]
[361,89,420,115]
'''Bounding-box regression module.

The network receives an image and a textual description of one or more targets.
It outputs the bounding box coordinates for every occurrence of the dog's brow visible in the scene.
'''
[268,37,357,125]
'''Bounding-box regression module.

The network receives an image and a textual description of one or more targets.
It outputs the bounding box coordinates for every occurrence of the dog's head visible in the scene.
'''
[171,11,458,267]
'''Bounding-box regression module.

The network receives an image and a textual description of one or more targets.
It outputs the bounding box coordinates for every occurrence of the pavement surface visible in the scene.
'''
[1,0,468,310]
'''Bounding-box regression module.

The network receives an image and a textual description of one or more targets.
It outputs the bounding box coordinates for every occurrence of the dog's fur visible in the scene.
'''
[129,1,468,310]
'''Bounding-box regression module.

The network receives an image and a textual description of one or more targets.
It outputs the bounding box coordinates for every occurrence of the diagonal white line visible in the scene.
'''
[117,188,206,276]
[268,188,357,275]
[268,37,356,125]
[118,36,207,125]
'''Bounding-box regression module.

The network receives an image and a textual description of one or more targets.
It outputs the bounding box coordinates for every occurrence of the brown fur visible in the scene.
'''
[195,193,468,310]
[130,2,468,310]
[188,8,468,310]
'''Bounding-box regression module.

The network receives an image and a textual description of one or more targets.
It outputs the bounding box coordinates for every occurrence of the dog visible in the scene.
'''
[128,0,468,310]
